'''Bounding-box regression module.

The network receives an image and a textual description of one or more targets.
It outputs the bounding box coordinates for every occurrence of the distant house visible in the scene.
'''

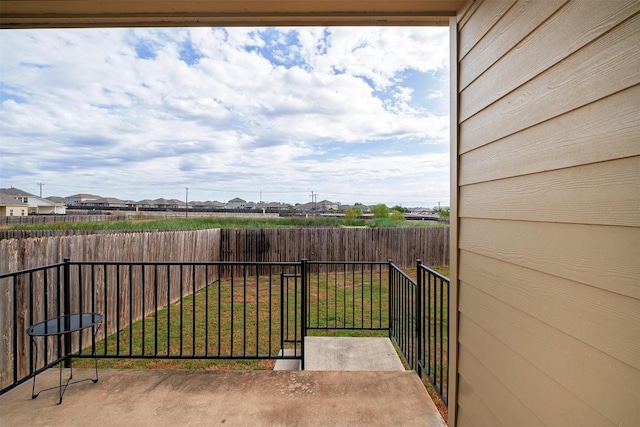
[294,202,314,212]
[318,200,339,211]
[296,200,339,212]
[45,196,68,213]
[226,197,246,209]
[46,196,65,204]
[190,200,225,210]
[264,202,289,211]
[0,193,28,217]
[93,197,127,208]
[0,187,66,214]
[154,198,183,209]
[167,199,184,208]
[410,207,435,215]
[136,199,158,208]
[65,193,101,207]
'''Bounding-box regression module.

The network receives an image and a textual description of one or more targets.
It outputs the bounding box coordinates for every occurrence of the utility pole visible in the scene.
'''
[37,182,44,197]
[185,187,189,218]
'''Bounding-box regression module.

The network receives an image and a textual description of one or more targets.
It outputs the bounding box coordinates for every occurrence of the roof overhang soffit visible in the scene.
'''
[0,0,467,29]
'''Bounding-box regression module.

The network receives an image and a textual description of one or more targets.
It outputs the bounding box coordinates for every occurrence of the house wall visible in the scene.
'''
[0,206,28,217]
[453,1,640,426]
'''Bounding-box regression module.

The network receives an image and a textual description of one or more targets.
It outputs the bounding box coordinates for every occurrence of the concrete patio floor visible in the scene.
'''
[0,338,446,426]
[0,369,445,426]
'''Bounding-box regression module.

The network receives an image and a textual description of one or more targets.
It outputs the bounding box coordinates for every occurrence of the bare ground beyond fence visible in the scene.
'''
[0,227,448,274]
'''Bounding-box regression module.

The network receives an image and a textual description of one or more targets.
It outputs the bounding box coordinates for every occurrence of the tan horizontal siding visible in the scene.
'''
[458,346,543,426]
[459,0,567,90]
[459,86,640,185]
[457,375,502,426]
[459,0,639,121]
[459,250,640,371]
[458,0,515,59]
[460,12,640,154]
[459,156,640,226]
[456,406,476,427]
[461,279,640,426]
[459,218,639,298]
[455,0,639,425]
[458,313,616,426]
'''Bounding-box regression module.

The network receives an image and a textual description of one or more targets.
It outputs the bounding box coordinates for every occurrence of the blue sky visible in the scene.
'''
[0,27,449,207]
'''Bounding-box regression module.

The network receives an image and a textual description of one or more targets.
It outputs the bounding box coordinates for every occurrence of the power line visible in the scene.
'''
[37,182,45,197]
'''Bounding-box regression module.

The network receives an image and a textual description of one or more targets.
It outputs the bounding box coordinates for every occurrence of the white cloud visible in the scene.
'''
[0,26,449,206]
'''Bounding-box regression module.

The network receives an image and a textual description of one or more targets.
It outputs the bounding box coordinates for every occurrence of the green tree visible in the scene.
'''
[391,205,407,213]
[372,204,389,219]
[344,206,363,220]
[389,209,405,221]
[439,207,450,218]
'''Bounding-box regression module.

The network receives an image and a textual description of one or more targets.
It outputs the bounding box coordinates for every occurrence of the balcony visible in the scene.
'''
[0,259,449,425]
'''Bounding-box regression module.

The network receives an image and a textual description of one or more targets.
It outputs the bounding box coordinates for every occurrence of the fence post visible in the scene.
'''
[388,259,392,339]
[300,258,308,370]
[63,258,72,368]
[416,259,423,377]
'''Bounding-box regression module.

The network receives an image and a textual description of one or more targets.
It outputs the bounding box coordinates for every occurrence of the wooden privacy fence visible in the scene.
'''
[0,215,129,226]
[0,227,449,274]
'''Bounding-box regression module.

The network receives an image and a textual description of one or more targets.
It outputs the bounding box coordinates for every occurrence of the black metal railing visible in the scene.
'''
[0,259,305,394]
[1,258,448,406]
[389,261,418,369]
[388,260,449,405]
[417,260,449,404]
[0,262,68,394]
[73,261,305,364]
[306,261,389,332]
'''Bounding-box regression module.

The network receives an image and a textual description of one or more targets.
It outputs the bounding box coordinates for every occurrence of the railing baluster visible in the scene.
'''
[179,264,183,357]
[243,264,247,357]
[205,265,209,357]
[12,275,18,384]
[115,263,120,356]
[268,265,272,357]
[141,265,146,357]
[255,265,259,357]
[166,264,170,356]
[103,264,108,356]
[154,264,158,357]
[192,265,196,357]
[129,264,133,357]
[63,259,71,368]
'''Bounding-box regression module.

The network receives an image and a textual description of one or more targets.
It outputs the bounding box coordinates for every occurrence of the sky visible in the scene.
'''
[0,26,450,208]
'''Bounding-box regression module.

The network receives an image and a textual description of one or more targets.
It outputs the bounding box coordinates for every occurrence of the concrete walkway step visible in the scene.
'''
[305,337,405,371]
[289,337,405,371]
[274,348,301,371]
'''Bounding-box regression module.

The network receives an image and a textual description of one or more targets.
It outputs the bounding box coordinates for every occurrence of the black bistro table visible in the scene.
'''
[26,313,103,404]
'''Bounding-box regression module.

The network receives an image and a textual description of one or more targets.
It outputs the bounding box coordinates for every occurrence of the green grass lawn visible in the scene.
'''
[9,216,449,231]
